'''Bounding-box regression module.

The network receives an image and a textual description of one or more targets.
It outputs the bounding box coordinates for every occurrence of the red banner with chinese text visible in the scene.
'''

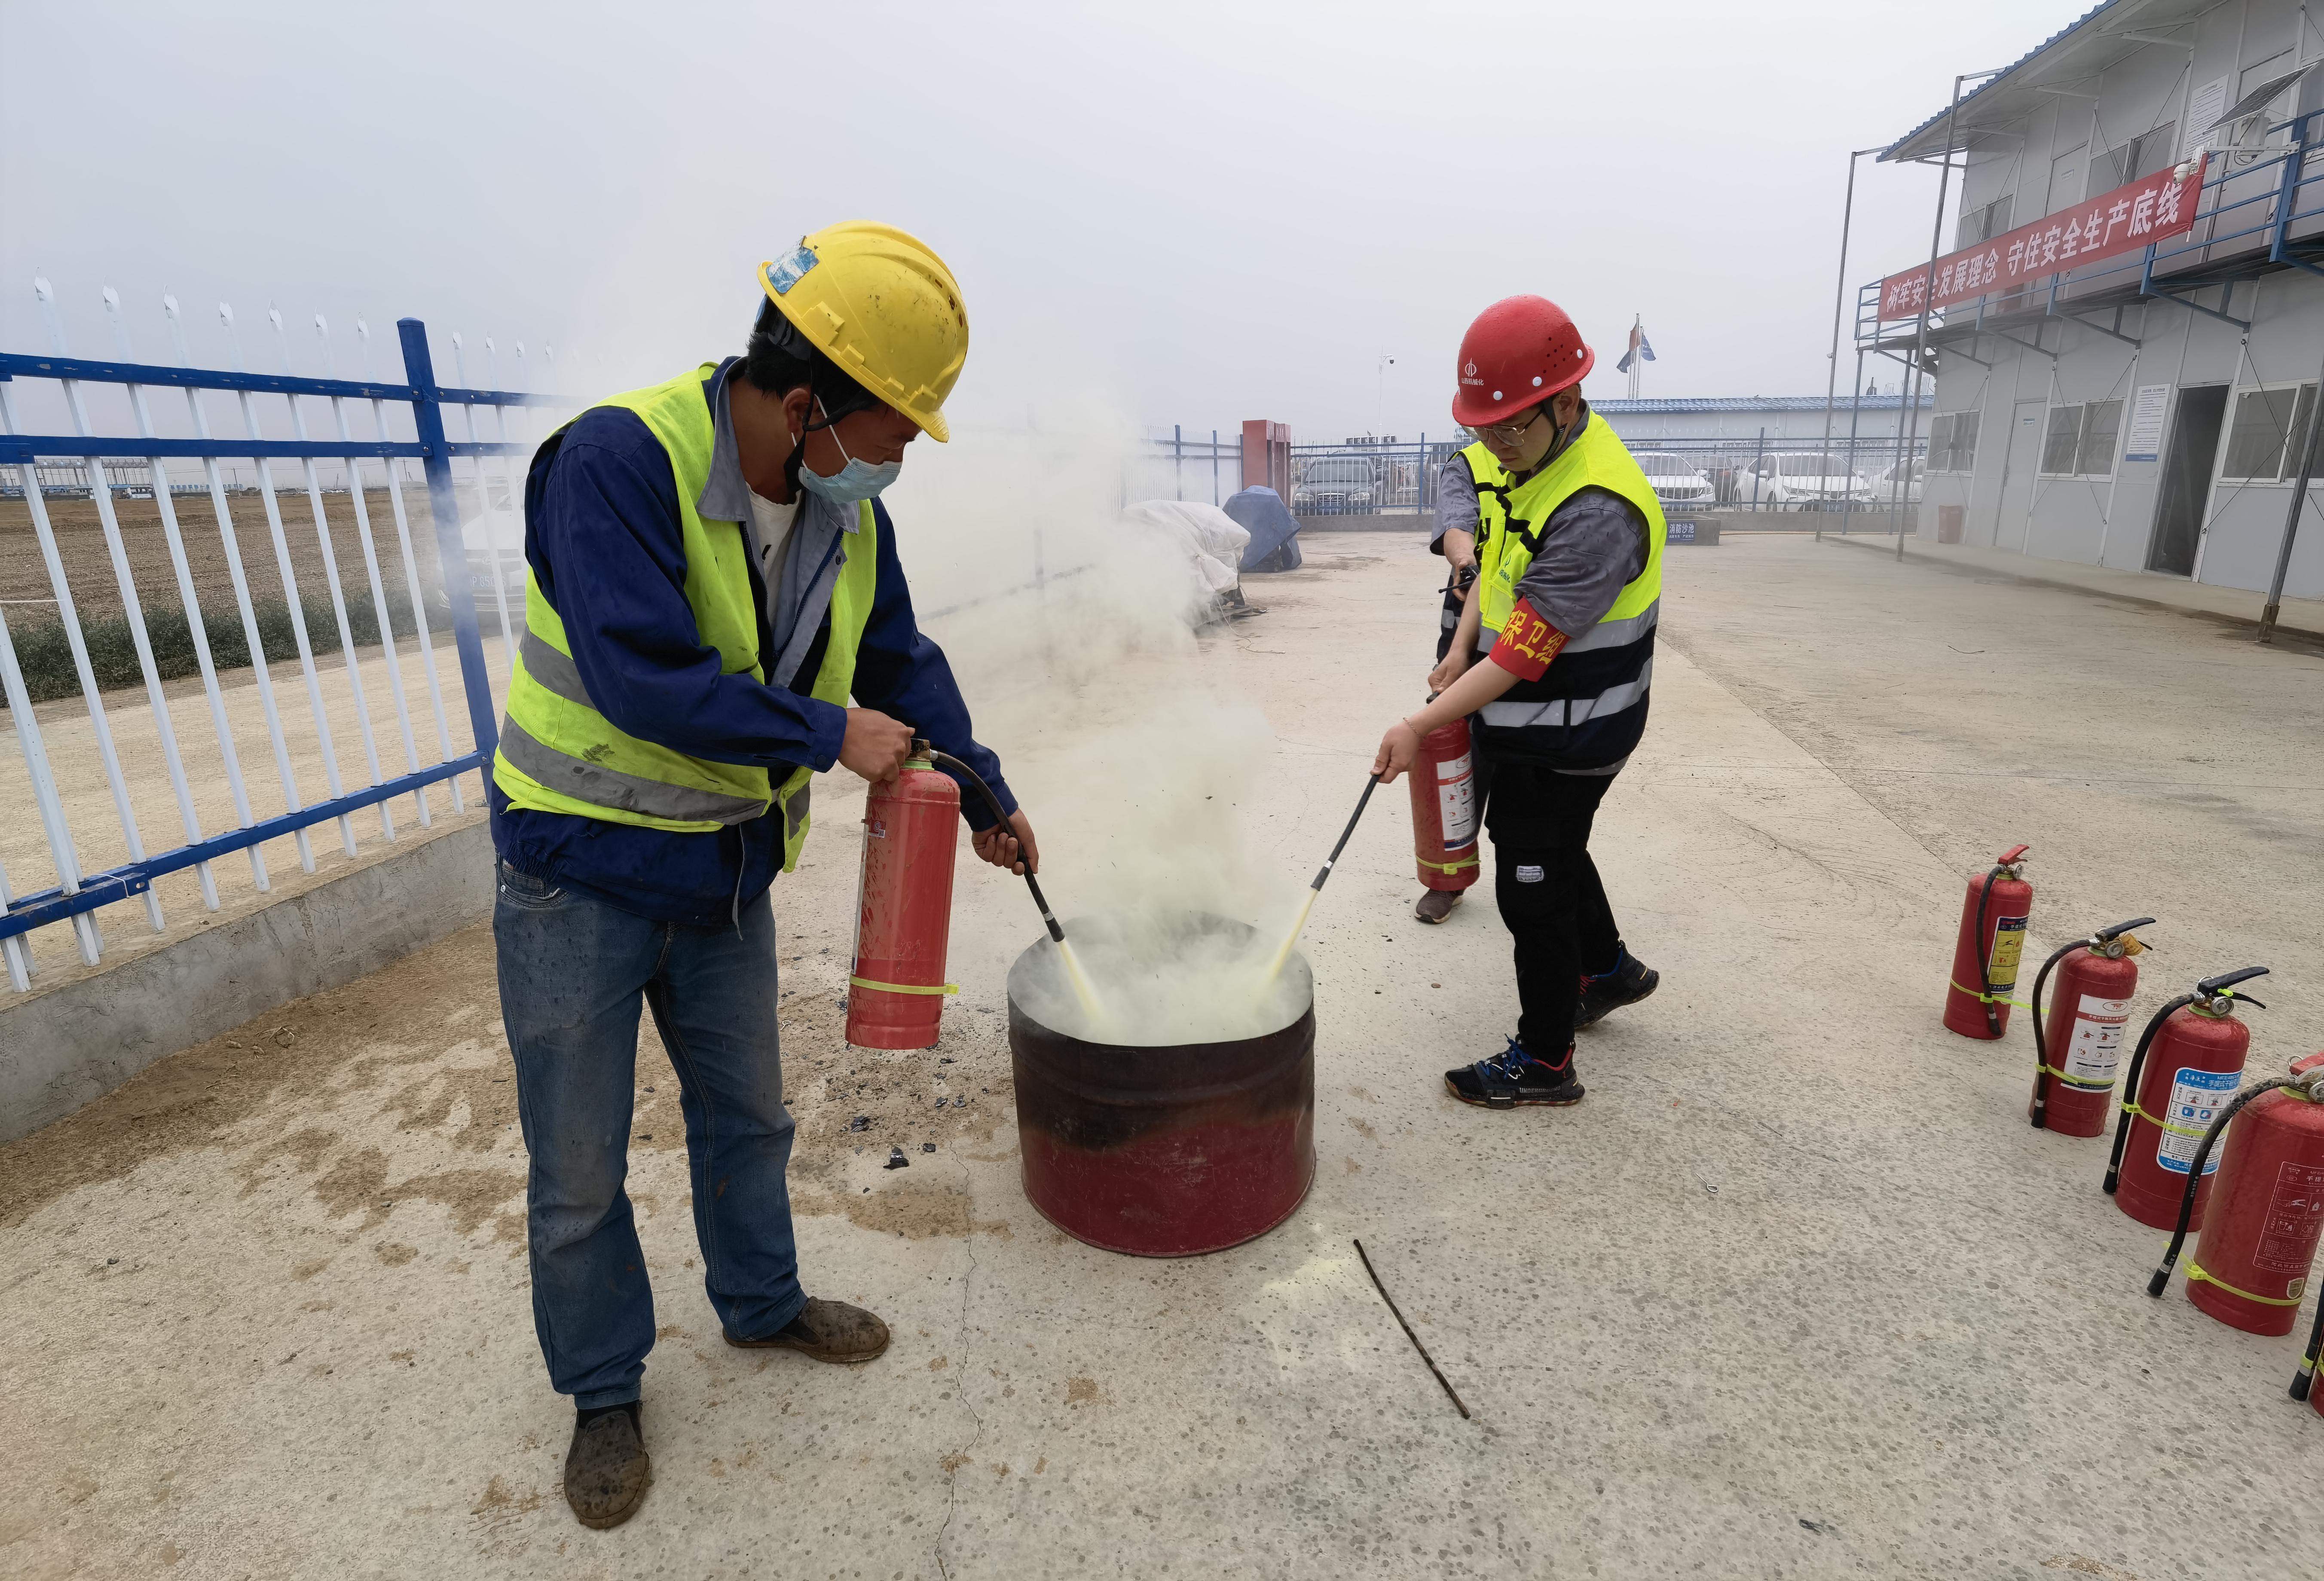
[1876,155,2208,322]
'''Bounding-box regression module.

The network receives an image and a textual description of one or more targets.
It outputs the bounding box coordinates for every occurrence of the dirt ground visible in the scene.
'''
[0,483,498,624]
[5,533,2322,1579]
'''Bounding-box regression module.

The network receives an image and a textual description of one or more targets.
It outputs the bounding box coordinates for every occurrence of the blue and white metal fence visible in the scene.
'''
[0,281,564,991]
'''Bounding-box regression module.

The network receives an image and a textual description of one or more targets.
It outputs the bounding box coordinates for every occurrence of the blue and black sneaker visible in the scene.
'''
[1574,950,1658,1032]
[1444,1039,1584,1109]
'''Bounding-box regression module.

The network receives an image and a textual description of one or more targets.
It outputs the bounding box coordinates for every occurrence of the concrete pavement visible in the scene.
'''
[4,533,2321,1579]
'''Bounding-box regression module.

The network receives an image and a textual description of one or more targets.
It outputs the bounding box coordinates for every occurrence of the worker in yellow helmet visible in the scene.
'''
[489,223,1037,1529]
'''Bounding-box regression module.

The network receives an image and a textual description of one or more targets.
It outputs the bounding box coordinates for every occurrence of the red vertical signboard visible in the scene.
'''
[1878,155,2208,321]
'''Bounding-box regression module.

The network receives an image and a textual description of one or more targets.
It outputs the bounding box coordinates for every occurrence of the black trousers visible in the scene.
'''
[1483,760,1621,1059]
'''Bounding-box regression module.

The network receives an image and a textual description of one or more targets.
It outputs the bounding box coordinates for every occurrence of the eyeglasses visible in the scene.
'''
[1472,407,1545,444]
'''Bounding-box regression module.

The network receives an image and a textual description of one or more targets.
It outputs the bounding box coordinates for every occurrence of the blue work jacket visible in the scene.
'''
[489,359,1015,926]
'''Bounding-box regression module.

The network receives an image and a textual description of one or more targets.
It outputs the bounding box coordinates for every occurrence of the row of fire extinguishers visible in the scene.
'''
[1944,845,2324,1421]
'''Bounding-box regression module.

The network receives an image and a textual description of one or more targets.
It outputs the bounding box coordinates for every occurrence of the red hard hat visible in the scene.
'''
[1450,296,1595,427]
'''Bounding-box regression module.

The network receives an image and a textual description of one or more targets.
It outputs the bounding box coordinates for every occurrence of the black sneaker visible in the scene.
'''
[1444,1040,1584,1108]
[1574,952,1658,1031]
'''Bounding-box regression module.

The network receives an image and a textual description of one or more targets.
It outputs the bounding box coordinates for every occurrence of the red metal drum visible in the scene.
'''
[1943,849,2032,1039]
[2033,944,2141,1136]
[2114,1004,2251,1232]
[1007,916,1315,1257]
[1408,717,1481,894]
[2185,1055,2324,1337]
[846,757,961,1050]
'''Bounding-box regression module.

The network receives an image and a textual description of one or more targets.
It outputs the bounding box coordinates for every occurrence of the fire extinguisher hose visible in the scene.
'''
[2103,995,2199,1193]
[2295,1289,2324,1402]
[924,748,1068,946]
[2029,917,2156,1130]
[2146,1072,2317,1297]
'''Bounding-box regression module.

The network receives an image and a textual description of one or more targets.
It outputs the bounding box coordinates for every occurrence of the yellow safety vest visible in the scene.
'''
[1471,411,1666,769]
[492,363,877,872]
[1477,413,1664,636]
[1459,440,1513,562]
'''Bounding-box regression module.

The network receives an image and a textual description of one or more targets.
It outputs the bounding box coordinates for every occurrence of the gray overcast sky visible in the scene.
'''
[2,0,2088,442]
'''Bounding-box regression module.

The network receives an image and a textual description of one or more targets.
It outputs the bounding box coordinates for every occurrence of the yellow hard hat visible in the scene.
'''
[758,222,968,443]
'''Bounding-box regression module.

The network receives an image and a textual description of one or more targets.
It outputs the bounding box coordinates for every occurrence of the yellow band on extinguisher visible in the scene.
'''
[1418,854,1480,875]
[2185,1261,2306,1306]
[1951,980,2031,1010]
[848,976,959,996]
[2040,1064,2116,1091]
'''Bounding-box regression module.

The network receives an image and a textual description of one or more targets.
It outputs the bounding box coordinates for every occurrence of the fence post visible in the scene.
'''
[1751,426,1767,510]
[398,318,499,761]
[1212,429,1220,505]
[1174,424,1183,501]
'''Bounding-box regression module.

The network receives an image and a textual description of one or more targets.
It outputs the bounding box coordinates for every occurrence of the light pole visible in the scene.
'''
[1377,354,1396,436]
[1899,67,2006,561]
[1819,146,1887,544]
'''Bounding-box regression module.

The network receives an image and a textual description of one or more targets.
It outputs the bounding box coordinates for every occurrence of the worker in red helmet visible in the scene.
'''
[1373,296,1662,1108]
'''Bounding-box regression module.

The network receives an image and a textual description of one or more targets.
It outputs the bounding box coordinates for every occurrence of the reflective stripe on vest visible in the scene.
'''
[497,716,772,825]
[1478,658,1655,729]
[492,362,876,871]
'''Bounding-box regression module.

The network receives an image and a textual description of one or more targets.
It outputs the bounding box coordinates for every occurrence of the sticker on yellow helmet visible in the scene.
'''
[765,243,818,296]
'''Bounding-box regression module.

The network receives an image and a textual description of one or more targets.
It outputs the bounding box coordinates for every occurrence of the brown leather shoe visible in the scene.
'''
[723,1297,891,1363]
[1414,889,1462,924]
[563,1404,650,1530]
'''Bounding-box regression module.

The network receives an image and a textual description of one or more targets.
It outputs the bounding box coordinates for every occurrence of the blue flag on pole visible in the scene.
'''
[1615,322,1656,373]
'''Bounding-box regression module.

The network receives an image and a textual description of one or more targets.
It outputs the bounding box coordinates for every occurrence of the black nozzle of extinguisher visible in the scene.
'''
[2197,964,2269,1003]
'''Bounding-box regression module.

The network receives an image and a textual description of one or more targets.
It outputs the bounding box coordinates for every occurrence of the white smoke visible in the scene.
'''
[875,369,1312,1042]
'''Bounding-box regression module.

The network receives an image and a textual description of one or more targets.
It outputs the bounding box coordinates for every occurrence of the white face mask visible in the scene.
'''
[796,398,901,505]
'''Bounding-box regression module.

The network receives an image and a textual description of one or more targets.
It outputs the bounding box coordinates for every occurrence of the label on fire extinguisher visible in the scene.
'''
[1987,915,2028,991]
[2154,1067,2241,1175]
[2255,1161,2324,1274]
[2061,994,2133,1087]
[1436,752,1477,850]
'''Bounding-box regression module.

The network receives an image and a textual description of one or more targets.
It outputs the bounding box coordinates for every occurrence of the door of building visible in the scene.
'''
[1992,400,2047,548]
[2148,385,2227,577]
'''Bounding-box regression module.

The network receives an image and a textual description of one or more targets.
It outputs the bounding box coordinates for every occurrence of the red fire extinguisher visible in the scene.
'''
[2144,1052,2324,1340]
[1408,714,1481,895]
[2104,967,2269,1231]
[846,745,961,1050]
[1943,845,2032,1039]
[2027,917,2154,1134]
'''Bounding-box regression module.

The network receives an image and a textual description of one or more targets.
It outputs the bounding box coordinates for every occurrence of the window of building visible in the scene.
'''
[1956,196,2014,250]
[2220,383,2320,482]
[1929,410,1981,473]
[2092,124,2179,192]
[2039,400,2125,479]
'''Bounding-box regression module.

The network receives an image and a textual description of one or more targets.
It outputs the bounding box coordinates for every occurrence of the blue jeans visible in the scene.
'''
[494,862,806,1408]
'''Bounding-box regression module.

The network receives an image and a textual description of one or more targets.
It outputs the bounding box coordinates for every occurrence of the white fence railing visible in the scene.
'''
[0,275,573,992]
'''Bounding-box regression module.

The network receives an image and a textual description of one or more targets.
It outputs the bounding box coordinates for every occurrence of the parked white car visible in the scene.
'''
[1871,459,1925,505]
[1733,452,1876,510]
[1632,452,1715,509]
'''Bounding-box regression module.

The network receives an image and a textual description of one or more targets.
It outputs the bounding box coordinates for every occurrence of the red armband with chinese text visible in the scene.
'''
[1489,598,1569,681]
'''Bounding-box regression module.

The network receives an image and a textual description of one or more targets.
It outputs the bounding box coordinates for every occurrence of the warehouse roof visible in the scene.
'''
[1593,394,1931,415]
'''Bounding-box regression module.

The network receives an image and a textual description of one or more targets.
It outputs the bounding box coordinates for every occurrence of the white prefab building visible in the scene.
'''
[1875,0,2324,601]
[1593,394,1932,445]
